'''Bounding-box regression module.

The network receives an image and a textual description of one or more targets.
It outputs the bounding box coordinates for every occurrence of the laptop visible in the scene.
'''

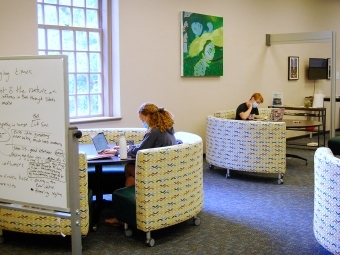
[92,132,110,153]
[269,108,285,121]
[87,132,113,160]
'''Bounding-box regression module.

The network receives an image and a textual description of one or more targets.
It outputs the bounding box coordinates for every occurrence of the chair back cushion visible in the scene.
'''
[214,109,236,119]
[134,132,203,232]
[206,115,286,174]
[0,152,90,236]
[314,147,340,254]
[79,128,146,145]
[214,108,272,120]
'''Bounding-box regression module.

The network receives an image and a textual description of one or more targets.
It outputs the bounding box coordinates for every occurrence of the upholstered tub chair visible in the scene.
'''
[206,111,286,184]
[314,147,340,254]
[328,136,340,155]
[112,132,204,246]
[0,152,92,240]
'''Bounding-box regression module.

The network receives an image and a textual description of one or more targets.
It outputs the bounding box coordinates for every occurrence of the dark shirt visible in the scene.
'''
[127,127,177,158]
[235,103,259,120]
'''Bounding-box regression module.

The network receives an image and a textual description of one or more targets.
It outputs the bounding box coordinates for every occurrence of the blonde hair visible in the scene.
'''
[138,103,175,133]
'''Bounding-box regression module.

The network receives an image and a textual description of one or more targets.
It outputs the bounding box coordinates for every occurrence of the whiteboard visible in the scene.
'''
[0,55,69,211]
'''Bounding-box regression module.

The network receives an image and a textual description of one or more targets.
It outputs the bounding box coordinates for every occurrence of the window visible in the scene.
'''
[37,0,112,119]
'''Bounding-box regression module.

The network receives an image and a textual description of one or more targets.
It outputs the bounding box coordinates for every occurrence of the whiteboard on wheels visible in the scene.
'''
[0,55,70,212]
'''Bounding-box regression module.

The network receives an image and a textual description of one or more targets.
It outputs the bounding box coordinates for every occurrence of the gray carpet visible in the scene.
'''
[0,133,337,255]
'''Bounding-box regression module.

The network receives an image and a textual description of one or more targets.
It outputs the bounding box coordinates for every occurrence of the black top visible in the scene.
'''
[127,127,177,157]
[235,103,259,120]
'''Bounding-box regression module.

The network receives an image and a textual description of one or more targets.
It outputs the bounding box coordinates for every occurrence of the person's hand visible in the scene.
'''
[246,101,252,109]
[103,148,117,154]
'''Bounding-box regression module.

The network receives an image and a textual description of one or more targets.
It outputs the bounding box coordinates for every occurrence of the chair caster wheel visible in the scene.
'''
[146,238,155,247]
[193,217,201,226]
[278,179,283,185]
[125,229,133,237]
[92,224,97,232]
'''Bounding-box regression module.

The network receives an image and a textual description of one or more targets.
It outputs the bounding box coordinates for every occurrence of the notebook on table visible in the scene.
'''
[269,108,285,121]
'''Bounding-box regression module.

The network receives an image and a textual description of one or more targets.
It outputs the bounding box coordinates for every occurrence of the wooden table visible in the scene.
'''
[283,120,322,164]
[269,106,326,146]
[284,119,323,145]
[79,144,135,223]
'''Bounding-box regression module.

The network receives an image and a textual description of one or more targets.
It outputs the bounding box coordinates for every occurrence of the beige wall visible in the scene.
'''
[0,0,37,55]
[1,0,339,148]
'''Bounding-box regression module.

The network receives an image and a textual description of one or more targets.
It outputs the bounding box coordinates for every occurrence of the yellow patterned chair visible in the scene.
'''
[79,128,147,194]
[112,131,204,246]
[78,128,146,145]
[0,152,91,239]
[206,109,286,184]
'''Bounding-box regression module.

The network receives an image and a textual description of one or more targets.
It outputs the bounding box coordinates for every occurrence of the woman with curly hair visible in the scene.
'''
[104,102,177,226]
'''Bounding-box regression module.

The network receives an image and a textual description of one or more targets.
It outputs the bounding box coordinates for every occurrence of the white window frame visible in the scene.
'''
[37,0,119,123]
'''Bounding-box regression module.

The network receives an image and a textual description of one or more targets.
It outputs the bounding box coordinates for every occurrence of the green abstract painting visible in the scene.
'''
[181,11,223,77]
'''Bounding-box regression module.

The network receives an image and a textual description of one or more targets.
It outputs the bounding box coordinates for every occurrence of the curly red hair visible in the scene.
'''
[138,103,175,133]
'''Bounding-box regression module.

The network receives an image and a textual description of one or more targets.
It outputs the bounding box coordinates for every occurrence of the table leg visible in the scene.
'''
[94,165,103,223]
[286,153,307,165]
[323,110,326,146]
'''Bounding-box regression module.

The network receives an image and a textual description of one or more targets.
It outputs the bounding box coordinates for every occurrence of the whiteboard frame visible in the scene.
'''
[0,127,82,254]
[0,55,70,212]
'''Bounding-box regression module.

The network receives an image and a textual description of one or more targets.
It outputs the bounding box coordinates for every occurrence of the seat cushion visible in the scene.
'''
[328,136,340,155]
[112,186,136,226]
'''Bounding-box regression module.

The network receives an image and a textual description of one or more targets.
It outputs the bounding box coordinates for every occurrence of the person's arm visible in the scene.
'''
[239,101,252,120]
[102,145,119,154]
[127,131,157,157]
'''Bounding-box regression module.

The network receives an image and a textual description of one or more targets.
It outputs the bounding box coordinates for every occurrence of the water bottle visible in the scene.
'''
[119,132,127,159]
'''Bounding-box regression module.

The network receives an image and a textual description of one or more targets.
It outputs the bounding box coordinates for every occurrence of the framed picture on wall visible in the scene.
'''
[288,56,299,80]
[272,92,283,106]
[181,11,223,77]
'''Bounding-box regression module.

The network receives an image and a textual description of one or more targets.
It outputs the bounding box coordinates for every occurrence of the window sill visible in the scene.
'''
[70,117,122,125]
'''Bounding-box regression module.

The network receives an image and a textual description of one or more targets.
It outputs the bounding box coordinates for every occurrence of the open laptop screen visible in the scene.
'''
[270,108,285,121]
[91,132,109,153]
